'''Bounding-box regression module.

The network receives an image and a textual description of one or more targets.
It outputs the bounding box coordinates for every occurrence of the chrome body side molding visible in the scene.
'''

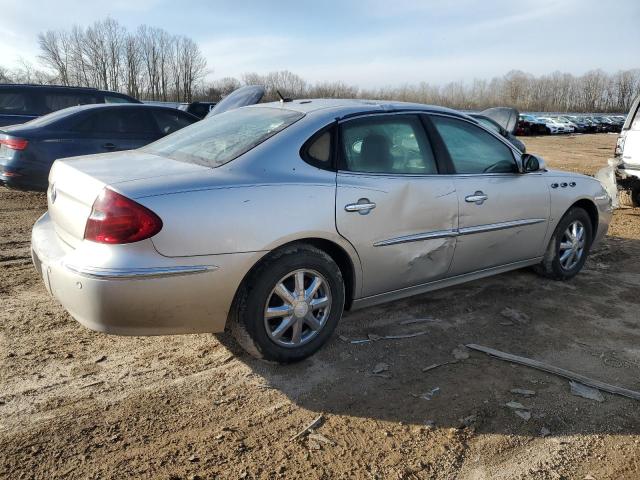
[374,218,546,247]
[373,229,458,247]
[458,218,546,236]
[63,264,218,280]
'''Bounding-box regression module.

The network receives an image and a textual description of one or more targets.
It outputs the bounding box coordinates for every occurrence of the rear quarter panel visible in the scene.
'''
[142,180,342,257]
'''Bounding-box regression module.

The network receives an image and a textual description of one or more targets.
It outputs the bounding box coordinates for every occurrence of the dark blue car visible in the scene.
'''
[0,104,198,190]
[0,84,140,127]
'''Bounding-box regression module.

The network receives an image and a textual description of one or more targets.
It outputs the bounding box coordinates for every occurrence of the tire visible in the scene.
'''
[632,185,640,208]
[534,208,593,281]
[229,244,345,363]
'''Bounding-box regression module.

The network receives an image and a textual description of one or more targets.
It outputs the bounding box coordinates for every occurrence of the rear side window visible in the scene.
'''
[104,94,134,104]
[77,109,156,135]
[340,115,437,174]
[0,91,30,114]
[44,93,98,113]
[302,129,333,169]
[151,110,195,135]
[143,107,304,168]
[431,116,517,174]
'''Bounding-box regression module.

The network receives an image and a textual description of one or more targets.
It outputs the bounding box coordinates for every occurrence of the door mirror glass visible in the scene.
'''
[522,153,545,172]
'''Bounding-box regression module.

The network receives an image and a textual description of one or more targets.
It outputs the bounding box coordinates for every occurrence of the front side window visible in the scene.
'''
[431,116,517,174]
[144,107,304,168]
[340,115,437,174]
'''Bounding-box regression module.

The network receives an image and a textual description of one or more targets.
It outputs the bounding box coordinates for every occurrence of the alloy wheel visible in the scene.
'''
[558,220,586,270]
[263,269,332,348]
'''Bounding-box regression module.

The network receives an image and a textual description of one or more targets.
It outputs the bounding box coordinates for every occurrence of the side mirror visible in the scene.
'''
[522,153,546,172]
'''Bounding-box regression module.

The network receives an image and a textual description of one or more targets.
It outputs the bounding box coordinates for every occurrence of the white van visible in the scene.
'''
[615,95,640,205]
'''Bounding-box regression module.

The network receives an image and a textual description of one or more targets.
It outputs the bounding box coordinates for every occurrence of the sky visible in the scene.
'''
[0,0,638,88]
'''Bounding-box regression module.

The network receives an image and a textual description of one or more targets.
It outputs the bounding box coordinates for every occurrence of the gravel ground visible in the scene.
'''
[1,133,640,479]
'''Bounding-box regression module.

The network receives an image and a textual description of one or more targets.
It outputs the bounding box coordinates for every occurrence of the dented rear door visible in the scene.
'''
[336,173,458,297]
[335,113,458,297]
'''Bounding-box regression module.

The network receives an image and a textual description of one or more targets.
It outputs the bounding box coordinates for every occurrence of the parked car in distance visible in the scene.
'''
[179,101,217,119]
[517,114,547,135]
[31,98,613,363]
[538,116,573,134]
[0,84,140,127]
[552,117,579,133]
[1,104,198,190]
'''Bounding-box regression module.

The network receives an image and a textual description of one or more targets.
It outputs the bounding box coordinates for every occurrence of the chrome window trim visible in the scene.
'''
[374,218,546,247]
[63,264,218,280]
[336,110,524,175]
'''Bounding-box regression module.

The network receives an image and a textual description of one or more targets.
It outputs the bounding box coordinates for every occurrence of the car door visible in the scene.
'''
[335,113,458,297]
[71,107,159,154]
[427,114,550,275]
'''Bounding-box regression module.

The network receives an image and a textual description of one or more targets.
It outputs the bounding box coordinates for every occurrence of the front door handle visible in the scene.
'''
[465,191,488,205]
[102,143,117,150]
[345,198,376,215]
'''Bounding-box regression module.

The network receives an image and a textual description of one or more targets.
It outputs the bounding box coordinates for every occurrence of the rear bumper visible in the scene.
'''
[31,212,263,335]
[0,158,48,191]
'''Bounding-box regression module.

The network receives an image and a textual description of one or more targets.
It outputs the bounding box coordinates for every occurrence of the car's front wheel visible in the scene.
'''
[229,244,345,363]
[534,207,593,280]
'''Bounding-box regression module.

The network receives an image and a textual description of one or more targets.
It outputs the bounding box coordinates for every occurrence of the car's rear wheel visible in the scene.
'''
[229,244,345,363]
[534,208,593,280]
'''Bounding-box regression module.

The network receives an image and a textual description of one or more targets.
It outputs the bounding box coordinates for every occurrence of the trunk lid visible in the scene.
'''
[478,107,520,134]
[47,150,209,247]
[206,85,265,118]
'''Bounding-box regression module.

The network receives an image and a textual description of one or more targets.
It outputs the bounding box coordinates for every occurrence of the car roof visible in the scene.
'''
[247,98,473,122]
[47,103,196,115]
[0,83,131,96]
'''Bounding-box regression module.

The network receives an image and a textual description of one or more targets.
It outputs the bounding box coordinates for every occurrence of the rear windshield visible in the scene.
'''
[22,106,83,127]
[143,107,304,168]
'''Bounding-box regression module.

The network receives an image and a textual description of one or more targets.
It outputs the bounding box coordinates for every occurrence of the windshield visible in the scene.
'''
[143,106,304,168]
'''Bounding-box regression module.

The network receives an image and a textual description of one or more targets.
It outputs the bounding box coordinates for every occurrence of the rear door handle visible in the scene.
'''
[465,191,488,205]
[345,199,376,215]
[102,143,117,150]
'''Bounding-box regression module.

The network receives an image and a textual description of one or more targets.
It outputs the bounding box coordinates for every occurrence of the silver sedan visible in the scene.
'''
[31,99,613,362]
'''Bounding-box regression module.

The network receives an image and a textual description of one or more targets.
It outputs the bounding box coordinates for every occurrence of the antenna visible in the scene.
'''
[276,89,292,103]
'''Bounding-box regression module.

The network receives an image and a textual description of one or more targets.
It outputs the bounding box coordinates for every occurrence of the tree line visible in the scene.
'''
[0,17,637,113]
[0,18,208,102]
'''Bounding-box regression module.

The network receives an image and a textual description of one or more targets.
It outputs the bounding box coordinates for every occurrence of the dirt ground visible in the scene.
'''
[2,133,640,480]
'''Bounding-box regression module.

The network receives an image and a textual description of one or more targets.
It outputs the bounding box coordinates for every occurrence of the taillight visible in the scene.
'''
[0,137,28,150]
[84,188,163,244]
